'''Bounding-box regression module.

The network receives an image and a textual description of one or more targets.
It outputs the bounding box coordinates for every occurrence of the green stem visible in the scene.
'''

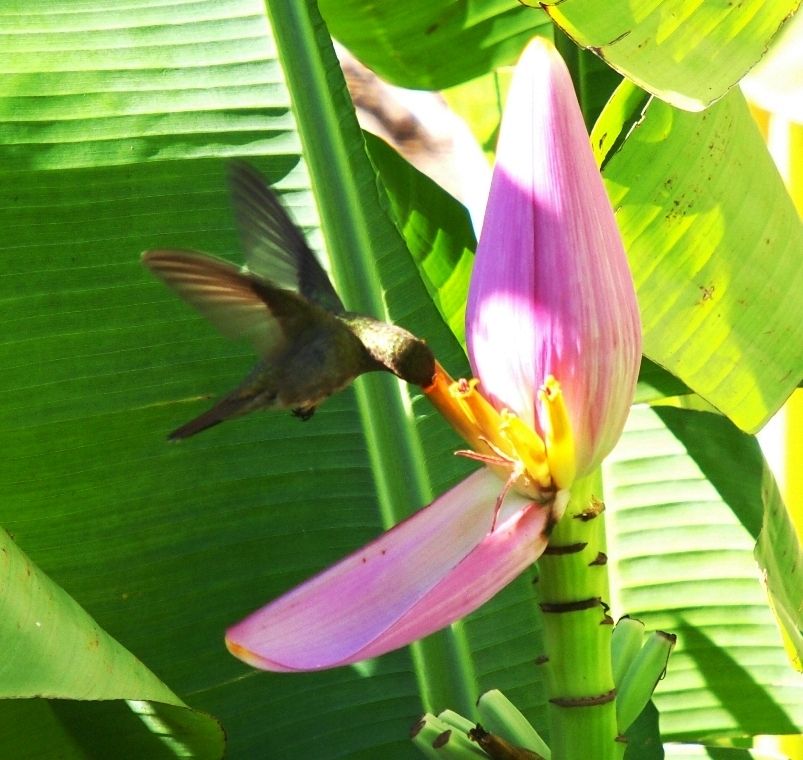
[536,473,620,760]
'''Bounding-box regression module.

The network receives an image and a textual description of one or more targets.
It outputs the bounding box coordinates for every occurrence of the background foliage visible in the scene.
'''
[1,0,800,757]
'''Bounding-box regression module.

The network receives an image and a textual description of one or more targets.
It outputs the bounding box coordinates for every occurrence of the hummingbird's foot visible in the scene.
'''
[292,406,316,421]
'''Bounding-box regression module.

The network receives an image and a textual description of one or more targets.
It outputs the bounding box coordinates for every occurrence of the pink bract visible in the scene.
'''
[466,39,641,476]
[226,469,548,671]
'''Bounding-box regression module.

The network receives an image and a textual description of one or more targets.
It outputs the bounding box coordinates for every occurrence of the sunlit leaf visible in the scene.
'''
[605,407,802,739]
[539,0,799,110]
[664,744,790,759]
[596,83,803,432]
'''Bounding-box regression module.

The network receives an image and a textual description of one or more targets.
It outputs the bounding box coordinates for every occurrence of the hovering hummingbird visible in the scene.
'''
[142,162,435,440]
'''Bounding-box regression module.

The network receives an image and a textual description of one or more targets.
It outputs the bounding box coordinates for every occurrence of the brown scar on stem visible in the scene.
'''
[469,724,547,759]
[543,541,587,555]
[409,718,425,738]
[550,688,617,708]
[540,597,601,613]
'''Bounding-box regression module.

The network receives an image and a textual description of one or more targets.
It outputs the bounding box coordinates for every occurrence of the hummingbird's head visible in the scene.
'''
[389,334,436,387]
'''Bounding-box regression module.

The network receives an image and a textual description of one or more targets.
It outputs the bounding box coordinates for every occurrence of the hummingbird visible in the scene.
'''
[142,162,435,440]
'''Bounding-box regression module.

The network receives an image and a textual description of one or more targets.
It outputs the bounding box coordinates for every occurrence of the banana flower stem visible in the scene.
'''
[536,474,623,760]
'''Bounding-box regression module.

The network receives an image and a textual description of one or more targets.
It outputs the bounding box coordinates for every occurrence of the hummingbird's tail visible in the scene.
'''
[169,410,225,440]
[168,393,260,440]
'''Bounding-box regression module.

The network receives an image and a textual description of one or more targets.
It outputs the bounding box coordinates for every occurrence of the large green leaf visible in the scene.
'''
[540,0,799,110]
[315,0,797,108]
[0,527,224,758]
[604,407,802,739]
[595,82,803,433]
[318,0,550,90]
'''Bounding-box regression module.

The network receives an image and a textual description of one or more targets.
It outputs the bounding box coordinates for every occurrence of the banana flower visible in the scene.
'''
[225,38,641,672]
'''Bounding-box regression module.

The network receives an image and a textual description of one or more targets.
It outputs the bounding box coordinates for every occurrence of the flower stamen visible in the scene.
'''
[450,378,515,458]
[491,463,527,531]
[499,410,551,489]
[538,376,576,489]
[455,448,511,467]
[455,448,526,531]
[425,361,561,510]
[455,440,512,467]
[424,364,484,450]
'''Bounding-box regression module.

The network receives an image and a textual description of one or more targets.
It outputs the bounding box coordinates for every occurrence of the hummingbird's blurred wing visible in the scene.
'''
[142,249,321,361]
[228,162,345,314]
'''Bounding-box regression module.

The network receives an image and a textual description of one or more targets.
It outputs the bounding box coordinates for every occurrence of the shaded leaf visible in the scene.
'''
[0,1,440,756]
[625,701,664,760]
[319,0,550,90]
[0,699,224,760]
[364,132,476,345]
